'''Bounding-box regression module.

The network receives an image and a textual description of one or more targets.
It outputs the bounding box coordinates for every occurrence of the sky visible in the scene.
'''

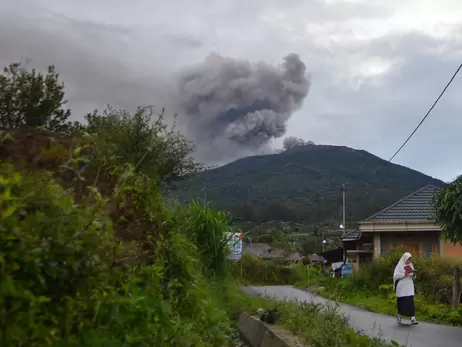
[1,0,461,181]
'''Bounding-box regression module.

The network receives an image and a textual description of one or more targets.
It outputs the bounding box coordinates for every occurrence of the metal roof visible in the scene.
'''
[365,185,441,222]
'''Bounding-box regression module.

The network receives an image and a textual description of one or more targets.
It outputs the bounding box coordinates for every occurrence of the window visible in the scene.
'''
[425,244,438,257]
[381,244,387,255]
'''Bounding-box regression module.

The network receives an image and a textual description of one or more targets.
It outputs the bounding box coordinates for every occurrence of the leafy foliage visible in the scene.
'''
[84,106,202,184]
[434,176,462,243]
[171,145,443,224]
[313,251,462,326]
[168,200,232,278]
[0,63,75,133]
[237,254,304,285]
[0,107,230,346]
[0,158,233,346]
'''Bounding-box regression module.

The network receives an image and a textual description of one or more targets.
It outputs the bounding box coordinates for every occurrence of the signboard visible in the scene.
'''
[227,232,243,260]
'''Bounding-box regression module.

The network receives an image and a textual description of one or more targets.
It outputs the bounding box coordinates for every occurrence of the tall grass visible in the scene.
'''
[182,200,233,278]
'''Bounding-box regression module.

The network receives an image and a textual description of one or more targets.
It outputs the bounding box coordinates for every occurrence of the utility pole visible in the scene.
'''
[342,183,346,235]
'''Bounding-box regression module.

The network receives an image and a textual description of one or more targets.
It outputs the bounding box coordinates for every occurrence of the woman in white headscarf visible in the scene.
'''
[393,252,418,324]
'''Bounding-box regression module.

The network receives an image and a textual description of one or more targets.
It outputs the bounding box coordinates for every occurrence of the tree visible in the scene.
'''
[299,237,318,255]
[434,176,462,243]
[270,230,293,255]
[84,106,203,183]
[0,62,73,133]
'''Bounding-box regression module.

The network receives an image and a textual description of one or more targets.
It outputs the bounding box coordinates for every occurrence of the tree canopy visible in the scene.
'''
[84,106,202,183]
[0,63,75,133]
[434,176,462,243]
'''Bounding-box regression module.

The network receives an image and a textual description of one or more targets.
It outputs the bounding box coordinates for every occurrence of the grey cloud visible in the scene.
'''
[283,136,305,149]
[1,0,462,181]
[293,31,462,181]
[176,53,310,160]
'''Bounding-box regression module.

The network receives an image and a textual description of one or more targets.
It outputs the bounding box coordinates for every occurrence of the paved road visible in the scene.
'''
[243,286,462,347]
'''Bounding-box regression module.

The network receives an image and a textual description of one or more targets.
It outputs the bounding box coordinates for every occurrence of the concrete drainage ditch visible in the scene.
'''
[236,312,307,347]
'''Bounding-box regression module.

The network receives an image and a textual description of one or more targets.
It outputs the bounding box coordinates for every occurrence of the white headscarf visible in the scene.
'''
[393,252,413,288]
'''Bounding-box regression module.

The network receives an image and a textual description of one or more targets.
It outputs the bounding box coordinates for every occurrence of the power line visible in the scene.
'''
[385,63,462,167]
[365,63,462,212]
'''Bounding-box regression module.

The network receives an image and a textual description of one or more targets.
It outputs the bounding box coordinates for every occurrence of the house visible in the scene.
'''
[342,185,462,268]
[244,243,302,262]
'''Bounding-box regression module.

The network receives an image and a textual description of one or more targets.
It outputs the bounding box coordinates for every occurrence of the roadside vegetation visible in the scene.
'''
[226,283,398,347]
[292,252,462,326]
[0,61,401,346]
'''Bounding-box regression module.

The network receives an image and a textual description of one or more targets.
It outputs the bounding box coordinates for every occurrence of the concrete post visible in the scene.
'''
[439,235,445,256]
[373,233,381,259]
[452,266,461,309]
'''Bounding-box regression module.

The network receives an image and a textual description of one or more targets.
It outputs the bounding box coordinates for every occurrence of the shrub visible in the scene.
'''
[0,160,233,346]
[314,251,462,326]
[237,253,304,285]
[0,164,116,345]
[83,106,202,184]
[346,251,462,302]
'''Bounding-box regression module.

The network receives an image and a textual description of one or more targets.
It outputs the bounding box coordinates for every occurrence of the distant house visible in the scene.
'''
[244,243,301,262]
[343,185,462,268]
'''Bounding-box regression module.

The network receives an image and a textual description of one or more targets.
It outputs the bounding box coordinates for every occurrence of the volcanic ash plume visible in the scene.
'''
[177,53,310,156]
[283,136,306,149]
[283,136,316,150]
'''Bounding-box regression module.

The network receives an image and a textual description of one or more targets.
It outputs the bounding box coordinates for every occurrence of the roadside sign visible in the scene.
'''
[227,232,243,260]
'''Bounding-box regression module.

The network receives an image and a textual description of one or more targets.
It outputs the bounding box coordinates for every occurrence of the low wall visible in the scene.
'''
[443,242,462,259]
[237,312,306,347]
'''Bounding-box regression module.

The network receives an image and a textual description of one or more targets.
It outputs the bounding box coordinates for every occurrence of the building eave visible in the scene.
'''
[358,221,441,232]
[359,219,435,225]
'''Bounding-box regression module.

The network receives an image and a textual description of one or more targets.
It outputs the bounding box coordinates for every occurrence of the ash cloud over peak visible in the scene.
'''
[177,53,311,159]
[283,136,315,150]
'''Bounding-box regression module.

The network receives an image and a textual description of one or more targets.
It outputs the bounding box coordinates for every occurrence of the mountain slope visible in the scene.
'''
[168,144,444,224]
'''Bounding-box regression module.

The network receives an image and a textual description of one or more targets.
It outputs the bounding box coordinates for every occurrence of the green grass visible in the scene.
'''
[309,276,462,326]
[223,281,402,347]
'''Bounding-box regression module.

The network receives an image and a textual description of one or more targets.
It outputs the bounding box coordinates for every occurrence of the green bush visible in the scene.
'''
[0,162,235,346]
[315,251,462,326]
[236,253,304,285]
[345,251,461,302]
[0,164,116,345]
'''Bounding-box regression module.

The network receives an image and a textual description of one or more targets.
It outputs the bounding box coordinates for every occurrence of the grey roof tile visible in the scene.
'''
[365,185,441,222]
[342,230,361,240]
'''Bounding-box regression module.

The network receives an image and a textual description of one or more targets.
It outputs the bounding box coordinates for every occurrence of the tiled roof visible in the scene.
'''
[365,185,441,222]
[342,230,361,240]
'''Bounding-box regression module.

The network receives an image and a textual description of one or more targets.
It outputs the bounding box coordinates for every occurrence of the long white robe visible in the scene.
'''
[393,252,416,298]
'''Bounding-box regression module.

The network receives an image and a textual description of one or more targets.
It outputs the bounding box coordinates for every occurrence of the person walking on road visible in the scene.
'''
[393,252,419,325]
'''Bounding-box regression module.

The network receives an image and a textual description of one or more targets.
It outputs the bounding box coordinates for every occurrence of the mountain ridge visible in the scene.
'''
[169,144,444,225]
